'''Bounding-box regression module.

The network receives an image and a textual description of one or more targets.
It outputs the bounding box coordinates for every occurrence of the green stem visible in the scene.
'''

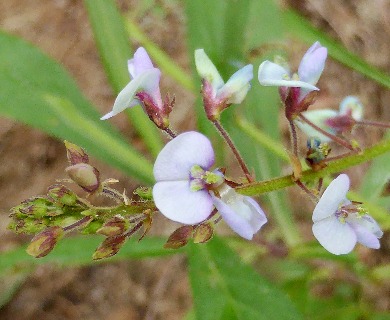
[237,139,390,196]
[236,117,301,247]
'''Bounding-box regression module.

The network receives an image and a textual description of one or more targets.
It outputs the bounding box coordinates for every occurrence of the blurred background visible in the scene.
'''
[0,0,389,319]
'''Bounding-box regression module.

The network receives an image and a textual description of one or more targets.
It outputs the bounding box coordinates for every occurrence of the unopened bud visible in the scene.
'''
[96,216,129,237]
[164,226,194,249]
[92,235,127,260]
[66,163,100,193]
[64,140,89,165]
[193,223,214,243]
[26,226,64,258]
[12,197,53,218]
[305,137,330,171]
[48,184,78,206]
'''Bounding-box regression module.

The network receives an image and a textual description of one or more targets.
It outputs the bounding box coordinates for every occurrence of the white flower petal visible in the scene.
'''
[153,181,214,224]
[339,96,364,121]
[294,109,338,142]
[211,188,267,240]
[128,47,154,78]
[217,64,253,104]
[195,49,224,90]
[298,42,327,85]
[154,131,215,181]
[102,69,161,119]
[258,61,318,90]
[313,174,350,222]
[312,216,357,255]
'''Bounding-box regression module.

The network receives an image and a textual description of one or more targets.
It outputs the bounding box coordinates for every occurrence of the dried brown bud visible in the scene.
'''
[92,235,127,260]
[47,184,78,206]
[64,141,89,165]
[193,223,214,244]
[66,163,100,193]
[96,216,129,237]
[26,226,64,258]
[164,226,194,249]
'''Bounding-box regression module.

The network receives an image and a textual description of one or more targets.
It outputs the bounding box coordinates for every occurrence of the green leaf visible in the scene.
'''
[0,31,154,184]
[187,237,303,320]
[283,9,390,89]
[0,236,177,274]
[84,0,163,157]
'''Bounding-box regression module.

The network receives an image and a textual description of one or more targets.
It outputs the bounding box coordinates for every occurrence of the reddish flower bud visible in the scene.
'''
[164,225,194,249]
[66,163,100,193]
[64,141,89,165]
[26,226,64,258]
[96,216,129,237]
[92,235,127,260]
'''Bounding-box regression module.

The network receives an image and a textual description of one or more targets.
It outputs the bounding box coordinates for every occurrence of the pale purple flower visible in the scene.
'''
[195,49,253,105]
[295,96,364,141]
[312,174,383,255]
[101,47,162,120]
[153,131,267,240]
[258,42,327,101]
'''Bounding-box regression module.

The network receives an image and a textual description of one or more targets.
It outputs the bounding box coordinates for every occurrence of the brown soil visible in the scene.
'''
[0,0,389,319]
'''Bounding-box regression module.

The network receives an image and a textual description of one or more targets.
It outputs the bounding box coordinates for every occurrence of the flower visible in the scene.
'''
[295,96,364,141]
[258,41,327,92]
[258,41,327,104]
[195,49,253,120]
[101,47,163,120]
[312,174,383,255]
[153,131,267,240]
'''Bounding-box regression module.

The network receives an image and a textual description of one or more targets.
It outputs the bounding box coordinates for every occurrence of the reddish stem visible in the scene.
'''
[299,113,355,151]
[212,120,253,183]
[356,120,390,129]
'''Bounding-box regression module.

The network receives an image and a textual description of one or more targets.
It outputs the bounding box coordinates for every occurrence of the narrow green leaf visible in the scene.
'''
[84,0,163,157]
[0,31,154,184]
[0,236,176,274]
[188,237,303,320]
[283,9,390,89]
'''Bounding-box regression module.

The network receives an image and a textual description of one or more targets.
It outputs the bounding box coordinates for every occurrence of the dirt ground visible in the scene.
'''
[0,0,389,319]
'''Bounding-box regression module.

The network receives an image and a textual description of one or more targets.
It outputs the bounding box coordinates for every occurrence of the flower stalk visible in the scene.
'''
[237,138,390,196]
